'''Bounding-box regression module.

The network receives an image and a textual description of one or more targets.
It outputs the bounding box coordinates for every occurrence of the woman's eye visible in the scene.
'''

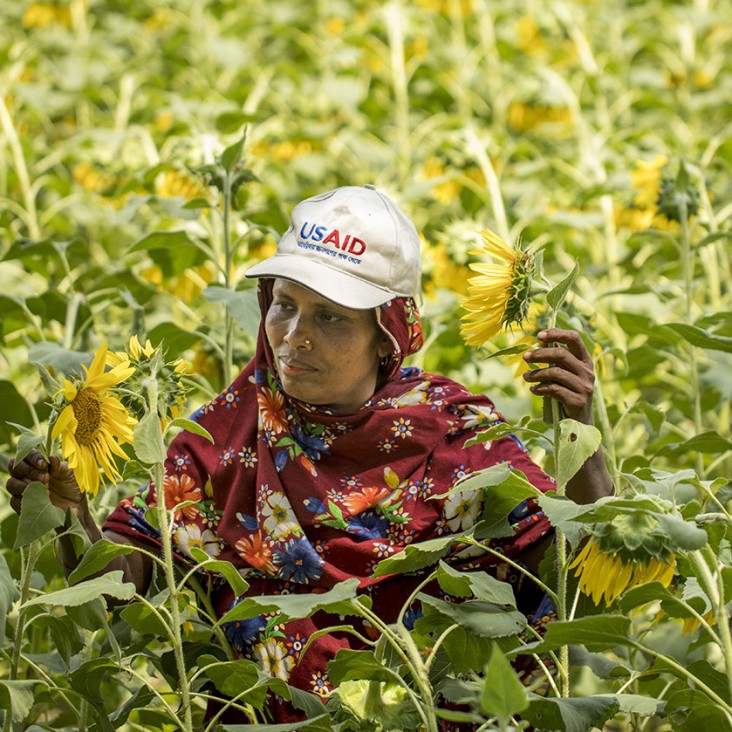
[320,312,341,323]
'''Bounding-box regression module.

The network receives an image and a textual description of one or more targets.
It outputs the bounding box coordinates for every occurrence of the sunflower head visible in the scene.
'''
[568,494,686,606]
[460,229,536,347]
[50,343,136,496]
[108,336,189,424]
[570,537,676,606]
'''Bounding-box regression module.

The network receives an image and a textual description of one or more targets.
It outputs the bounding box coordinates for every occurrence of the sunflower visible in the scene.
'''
[460,229,535,347]
[107,336,190,424]
[569,537,676,606]
[51,343,136,496]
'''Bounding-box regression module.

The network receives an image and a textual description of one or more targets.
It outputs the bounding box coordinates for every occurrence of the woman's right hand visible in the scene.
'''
[6,449,83,517]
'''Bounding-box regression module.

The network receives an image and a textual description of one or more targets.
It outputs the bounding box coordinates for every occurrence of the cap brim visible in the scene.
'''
[245,254,395,309]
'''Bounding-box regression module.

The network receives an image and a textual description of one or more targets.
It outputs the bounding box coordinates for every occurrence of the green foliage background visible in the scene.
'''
[0,0,731,730]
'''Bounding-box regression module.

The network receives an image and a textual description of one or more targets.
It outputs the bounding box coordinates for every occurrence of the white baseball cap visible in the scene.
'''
[245,185,422,309]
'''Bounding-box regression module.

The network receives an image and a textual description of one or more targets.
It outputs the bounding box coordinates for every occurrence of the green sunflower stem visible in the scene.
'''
[153,458,194,732]
[679,197,704,477]
[222,169,234,387]
[547,306,570,697]
[3,541,40,732]
[694,548,732,703]
[144,372,193,732]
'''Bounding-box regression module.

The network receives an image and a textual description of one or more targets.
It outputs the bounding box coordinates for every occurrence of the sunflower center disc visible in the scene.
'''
[71,387,103,445]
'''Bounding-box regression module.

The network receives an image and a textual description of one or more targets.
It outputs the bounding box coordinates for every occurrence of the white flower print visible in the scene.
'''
[253,638,295,680]
[378,438,398,453]
[460,404,500,430]
[262,492,299,539]
[391,418,413,439]
[443,489,481,532]
[238,446,258,468]
[175,524,221,559]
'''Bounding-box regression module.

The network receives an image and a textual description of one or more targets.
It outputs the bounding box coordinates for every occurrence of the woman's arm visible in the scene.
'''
[6,450,152,595]
[521,328,614,504]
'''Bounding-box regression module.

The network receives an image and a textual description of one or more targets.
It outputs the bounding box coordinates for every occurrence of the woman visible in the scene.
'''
[7,185,613,722]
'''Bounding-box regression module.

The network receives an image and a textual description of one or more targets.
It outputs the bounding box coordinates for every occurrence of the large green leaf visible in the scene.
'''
[417,595,526,638]
[68,539,136,584]
[133,410,166,465]
[327,648,404,684]
[119,601,171,639]
[516,615,632,654]
[546,261,579,310]
[479,645,528,723]
[69,657,122,704]
[203,285,260,338]
[14,481,66,549]
[371,535,461,578]
[555,419,602,489]
[217,578,360,625]
[436,563,517,606]
[0,680,38,723]
[524,694,618,732]
[665,322,732,353]
[0,554,19,639]
[188,546,249,597]
[22,571,136,608]
[0,380,35,445]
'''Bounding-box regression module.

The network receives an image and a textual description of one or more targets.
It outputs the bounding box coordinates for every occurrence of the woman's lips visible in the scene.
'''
[278,356,316,377]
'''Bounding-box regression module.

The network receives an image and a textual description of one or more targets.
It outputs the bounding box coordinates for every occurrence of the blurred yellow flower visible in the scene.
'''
[515,17,545,54]
[421,158,461,205]
[570,537,676,606]
[507,102,572,132]
[22,3,71,29]
[460,229,534,347]
[630,155,667,208]
[72,162,116,194]
[142,263,216,303]
[52,344,136,496]
[421,239,471,298]
[324,16,345,34]
[250,140,314,163]
[155,170,207,200]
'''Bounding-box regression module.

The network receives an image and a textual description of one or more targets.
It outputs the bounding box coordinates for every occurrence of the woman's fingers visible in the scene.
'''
[522,328,596,423]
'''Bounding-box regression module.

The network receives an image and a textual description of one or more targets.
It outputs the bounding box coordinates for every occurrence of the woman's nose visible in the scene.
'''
[284,315,313,349]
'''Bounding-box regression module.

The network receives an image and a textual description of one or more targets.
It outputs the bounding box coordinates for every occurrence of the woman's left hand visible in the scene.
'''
[521,328,596,425]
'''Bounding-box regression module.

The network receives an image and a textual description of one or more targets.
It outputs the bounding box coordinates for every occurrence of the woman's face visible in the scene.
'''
[265,279,390,413]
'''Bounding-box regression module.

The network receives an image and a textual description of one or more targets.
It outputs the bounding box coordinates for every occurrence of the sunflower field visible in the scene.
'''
[1,0,731,730]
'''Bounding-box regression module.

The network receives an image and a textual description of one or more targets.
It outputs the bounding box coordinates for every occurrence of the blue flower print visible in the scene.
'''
[303,497,326,514]
[254,368,266,385]
[236,512,259,531]
[274,450,288,471]
[291,424,329,461]
[402,601,424,631]
[347,510,389,539]
[273,537,324,583]
[223,611,266,654]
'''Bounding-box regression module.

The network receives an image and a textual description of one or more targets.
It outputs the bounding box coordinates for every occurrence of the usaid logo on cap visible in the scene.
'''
[297,222,367,260]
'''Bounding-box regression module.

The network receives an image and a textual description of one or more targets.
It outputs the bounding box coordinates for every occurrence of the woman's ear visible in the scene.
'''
[377,335,392,360]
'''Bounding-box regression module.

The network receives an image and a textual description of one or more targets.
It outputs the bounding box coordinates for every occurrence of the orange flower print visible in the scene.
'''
[257,387,288,435]
[299,454,318,476]
[342,485,391,515]
[235,533,276,574]
[163,473,202,520]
